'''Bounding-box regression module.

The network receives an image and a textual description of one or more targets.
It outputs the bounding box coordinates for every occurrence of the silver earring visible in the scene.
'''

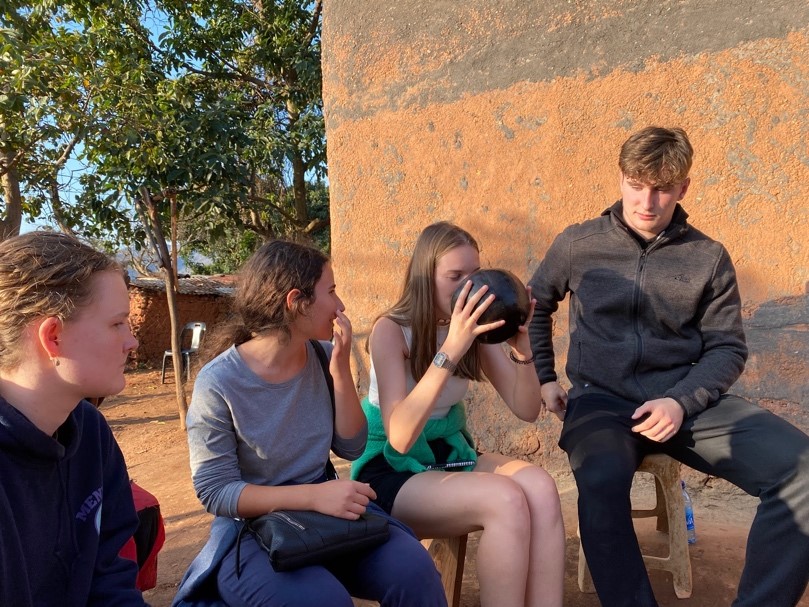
[51,357,60,367]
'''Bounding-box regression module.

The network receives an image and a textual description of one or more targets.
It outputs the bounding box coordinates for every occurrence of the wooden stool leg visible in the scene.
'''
[644,456,692,599]
[654,477,669,533]
[656,459,693,599]
[426,535,468,607]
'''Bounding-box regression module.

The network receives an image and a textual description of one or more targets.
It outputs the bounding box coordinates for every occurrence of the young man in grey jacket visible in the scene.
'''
[528,126,809,607]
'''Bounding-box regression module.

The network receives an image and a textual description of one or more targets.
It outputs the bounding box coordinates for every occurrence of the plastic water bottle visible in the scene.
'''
[681,480,697,544]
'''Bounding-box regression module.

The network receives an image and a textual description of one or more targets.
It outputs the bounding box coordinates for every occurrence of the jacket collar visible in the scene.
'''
[604,200,690,242]
[0,396,83,462]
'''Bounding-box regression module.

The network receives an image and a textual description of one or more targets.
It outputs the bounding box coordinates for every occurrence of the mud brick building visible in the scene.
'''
[127,276,234,368]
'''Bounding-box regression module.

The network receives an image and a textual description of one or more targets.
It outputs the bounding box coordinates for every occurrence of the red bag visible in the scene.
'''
[120,481,166,591]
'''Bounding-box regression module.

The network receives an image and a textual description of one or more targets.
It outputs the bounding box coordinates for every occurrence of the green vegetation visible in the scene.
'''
[1,0,328,270]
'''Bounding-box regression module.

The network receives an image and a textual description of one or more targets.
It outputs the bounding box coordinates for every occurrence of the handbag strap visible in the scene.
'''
[309,339,339,480]
[236,339,339,579]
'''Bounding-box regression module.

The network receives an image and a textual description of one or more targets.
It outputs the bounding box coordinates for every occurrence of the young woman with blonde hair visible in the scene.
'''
[352,221,565,607]
[0,231,145,606]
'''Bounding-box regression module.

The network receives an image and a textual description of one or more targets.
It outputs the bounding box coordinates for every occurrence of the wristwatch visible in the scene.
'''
[432,351,457,373]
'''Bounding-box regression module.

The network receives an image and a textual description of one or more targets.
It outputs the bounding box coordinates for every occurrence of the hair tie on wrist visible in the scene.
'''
[509,351,536,364]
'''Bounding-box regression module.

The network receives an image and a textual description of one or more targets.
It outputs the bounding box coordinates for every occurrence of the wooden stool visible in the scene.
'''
[423,534,468,607]
[577,453,693,599]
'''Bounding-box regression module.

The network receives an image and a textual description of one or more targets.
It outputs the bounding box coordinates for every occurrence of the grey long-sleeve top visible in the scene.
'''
[186,341,367,518]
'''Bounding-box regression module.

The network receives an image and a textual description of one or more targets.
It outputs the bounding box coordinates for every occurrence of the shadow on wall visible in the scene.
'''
[736,289,809,428]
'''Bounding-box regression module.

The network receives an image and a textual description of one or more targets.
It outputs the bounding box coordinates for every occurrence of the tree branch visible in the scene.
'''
[134,188,166,270]
[304,0,323,49]
[246,193,299,224]
[127,16,274,94]
[302,217,327,234]
[53,128,85,171]
[0,149,26,178]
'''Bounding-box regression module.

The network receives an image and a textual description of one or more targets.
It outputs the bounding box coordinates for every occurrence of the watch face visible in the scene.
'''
[433,352,454,371]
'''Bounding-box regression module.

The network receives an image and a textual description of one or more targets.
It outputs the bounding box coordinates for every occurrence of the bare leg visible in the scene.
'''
[475,453,565,607]
[392,469,531,607]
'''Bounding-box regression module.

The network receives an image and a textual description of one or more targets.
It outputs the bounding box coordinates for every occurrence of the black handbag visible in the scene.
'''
[247,509,390,571]
[245,340,389,572]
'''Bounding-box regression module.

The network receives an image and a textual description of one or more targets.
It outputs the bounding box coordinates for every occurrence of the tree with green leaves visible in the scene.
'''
[2,0,327,252]
[156,0,328,256]
[0,4,98,239]
[2,0,329,423]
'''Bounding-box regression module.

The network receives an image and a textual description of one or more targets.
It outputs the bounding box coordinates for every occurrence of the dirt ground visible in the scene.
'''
[104,369,809,607]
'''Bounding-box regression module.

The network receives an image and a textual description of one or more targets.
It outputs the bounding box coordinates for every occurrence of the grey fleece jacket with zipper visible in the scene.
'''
[527,200,748,418]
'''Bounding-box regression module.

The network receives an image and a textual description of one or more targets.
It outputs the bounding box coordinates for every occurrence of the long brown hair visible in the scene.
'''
[375,221,483,381]
[0,231,122,371]
[202,240,329,363]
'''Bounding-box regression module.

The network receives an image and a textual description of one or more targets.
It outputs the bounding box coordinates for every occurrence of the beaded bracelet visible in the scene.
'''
[509,351,536,364]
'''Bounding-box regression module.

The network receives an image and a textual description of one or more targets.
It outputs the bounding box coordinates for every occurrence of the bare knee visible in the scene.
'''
[480,477,531,532]
[515,466,563,521]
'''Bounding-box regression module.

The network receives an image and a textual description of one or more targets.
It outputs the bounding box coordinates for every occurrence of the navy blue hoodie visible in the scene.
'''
[0,397,148,606]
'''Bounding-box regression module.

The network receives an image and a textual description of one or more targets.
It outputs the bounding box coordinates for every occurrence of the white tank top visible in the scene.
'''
[367,324,469,420]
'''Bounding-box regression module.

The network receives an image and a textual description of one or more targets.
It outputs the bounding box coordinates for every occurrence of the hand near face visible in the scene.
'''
[444,281,505,358]
[631,397,684,442]
[330,309,353,371]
